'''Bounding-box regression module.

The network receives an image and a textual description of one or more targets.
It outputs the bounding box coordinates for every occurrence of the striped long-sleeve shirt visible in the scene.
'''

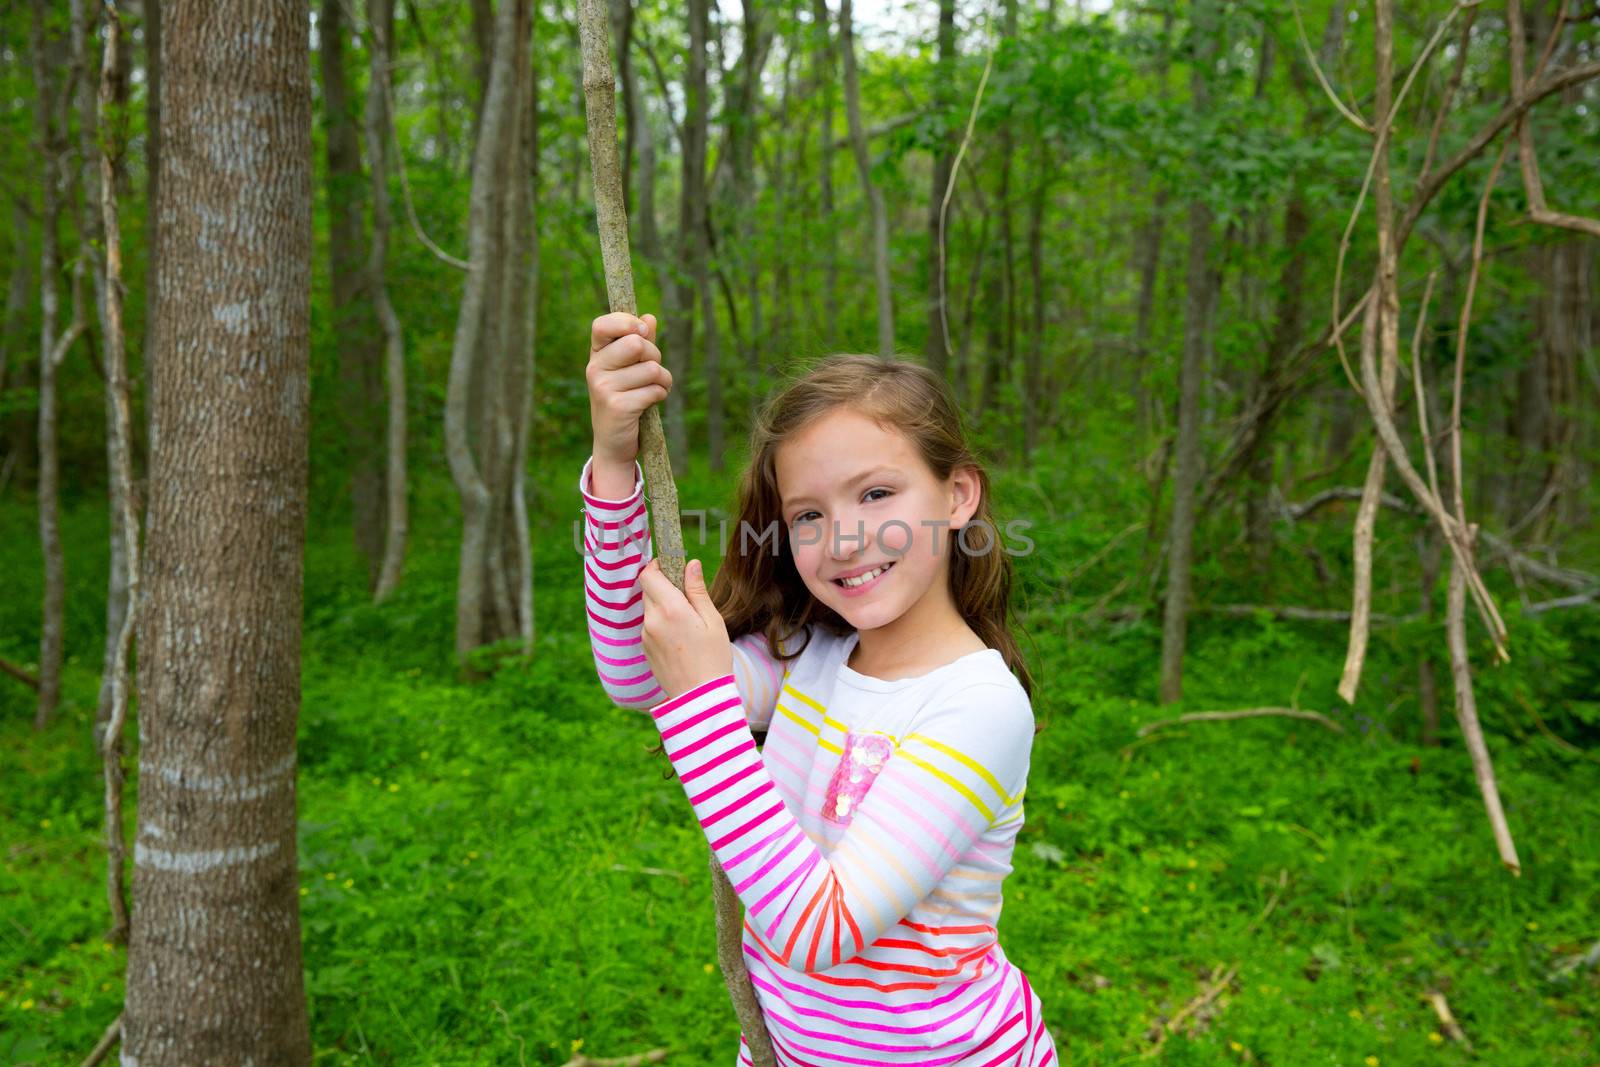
[581,456,1057,1066]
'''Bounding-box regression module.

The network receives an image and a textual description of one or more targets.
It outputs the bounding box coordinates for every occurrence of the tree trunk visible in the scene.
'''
[839,0,893,357]
[811,0,838,346]
[365,0,409,602]
[1158,0,1219,705]
[96,0,135,943]
[444,0,534,662]
[320,0,387,588]
[924,0,956,374]
[31,0,71,730]
[124,1,314,1061]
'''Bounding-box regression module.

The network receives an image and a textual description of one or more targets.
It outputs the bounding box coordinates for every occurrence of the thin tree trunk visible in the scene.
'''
[992,0,1018,423]
[839,0,893,357]
[31,0,71,730]
[95,0,134,945]
[925,0,955,375]
[811,0,838,346]
[124,1,314,1060]
[365,0,408,602]
[1158,0,1219,705]
[320,0,387,587]
[446,0,520,662]
[576,4,773,1060]
[1132,5,1174,443]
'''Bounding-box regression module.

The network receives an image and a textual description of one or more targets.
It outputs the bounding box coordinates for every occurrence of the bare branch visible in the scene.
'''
[1290,0,1372,132]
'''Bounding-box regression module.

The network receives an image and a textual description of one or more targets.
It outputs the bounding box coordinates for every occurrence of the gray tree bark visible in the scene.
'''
[1158,0,1219,704]
[124,0,314,1060]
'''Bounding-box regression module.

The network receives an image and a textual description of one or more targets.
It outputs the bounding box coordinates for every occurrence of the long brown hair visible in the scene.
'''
[708,354,1035,699]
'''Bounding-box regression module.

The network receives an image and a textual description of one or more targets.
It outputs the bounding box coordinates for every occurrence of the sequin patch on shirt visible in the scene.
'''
[823,732,893,825]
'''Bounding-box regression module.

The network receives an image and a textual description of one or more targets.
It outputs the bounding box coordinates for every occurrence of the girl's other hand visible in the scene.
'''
[639,558,733,703]
[587,312,670,468]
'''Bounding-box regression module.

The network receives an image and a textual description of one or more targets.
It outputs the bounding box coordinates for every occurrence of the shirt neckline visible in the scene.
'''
[834,629,1003,693]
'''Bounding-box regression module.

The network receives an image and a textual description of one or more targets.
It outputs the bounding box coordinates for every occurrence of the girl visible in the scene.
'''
[581,311,1055,1066]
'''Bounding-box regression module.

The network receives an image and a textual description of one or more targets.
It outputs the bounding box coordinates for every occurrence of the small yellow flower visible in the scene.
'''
[468,850,480,860]
[1187,857,1198,869]
[420,751,430,760]
[371,777,381,786]
[571,1038,585,1055]
[39,819,52,829]
[1140,905,1151,914]
[299,887,309,897]
[20,998,33,1010]
[1365,1057,1379,1066]
[101,982,112,992]
[342,878,354,889]
[102,943,113,953]
[388,783,400,793]
[1524,920,1539,931]
[1427,1032,1444,1045]
[703,963,715,974]
[1118,790,1132,799]
[1229,1040,1244,1052]
[1186,881,1196,892]
[1349,1008,1363,1020]
[325,872,335,881]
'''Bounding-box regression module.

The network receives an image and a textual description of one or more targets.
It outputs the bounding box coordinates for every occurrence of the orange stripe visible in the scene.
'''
[870,936,996,958]
[781,881,830,967]
[898,918,994,936]
[745,936,942,990]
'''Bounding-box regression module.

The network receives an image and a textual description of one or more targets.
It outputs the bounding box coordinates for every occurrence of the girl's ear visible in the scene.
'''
[950,465,982,528]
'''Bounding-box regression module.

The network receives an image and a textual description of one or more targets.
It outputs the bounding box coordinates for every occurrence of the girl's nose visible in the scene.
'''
[827,514,870,561]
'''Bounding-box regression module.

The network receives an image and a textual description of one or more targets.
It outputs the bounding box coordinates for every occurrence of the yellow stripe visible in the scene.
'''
[781,683,848,734]
[896,751,995,822]
[777,703,819,736]
[904,733,1018,806]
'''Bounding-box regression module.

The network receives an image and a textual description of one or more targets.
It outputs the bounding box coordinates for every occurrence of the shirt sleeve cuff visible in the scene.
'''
[580,455,645,512]
[649,673,741,727]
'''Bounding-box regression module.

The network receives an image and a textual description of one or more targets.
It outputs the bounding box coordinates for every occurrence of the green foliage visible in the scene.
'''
[4,442,1598,1063]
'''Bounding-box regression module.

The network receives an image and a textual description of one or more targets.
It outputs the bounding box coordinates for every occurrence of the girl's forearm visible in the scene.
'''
[589,446,639,501]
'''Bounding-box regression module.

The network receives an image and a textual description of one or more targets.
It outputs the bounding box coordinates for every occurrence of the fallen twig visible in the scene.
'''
[1144,963,1239,1056]
[1425,990,1471,1049]
[1138,708,1344,738]
[608,863,689,885]
[1548,940,1600,981]
[79,1013,122,1067]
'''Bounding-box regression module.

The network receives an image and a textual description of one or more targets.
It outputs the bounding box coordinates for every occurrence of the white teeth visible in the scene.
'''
[837,563,891,588]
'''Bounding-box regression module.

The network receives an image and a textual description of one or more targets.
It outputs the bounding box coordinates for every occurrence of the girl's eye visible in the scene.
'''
[792,511,819,526]
[793,489,890,526]
[863,488,892,504]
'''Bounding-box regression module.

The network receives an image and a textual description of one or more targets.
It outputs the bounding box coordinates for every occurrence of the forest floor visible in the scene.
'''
[3,448,1598,1065]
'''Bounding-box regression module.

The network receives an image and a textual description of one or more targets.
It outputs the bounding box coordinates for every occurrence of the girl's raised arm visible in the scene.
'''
[580,456,788,731]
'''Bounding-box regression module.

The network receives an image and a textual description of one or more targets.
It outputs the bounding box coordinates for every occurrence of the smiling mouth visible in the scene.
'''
[833,562,895,588]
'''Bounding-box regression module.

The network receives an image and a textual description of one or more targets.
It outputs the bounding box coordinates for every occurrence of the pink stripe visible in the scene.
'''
[735,829,807,893]
[757,981,1011,1055]
[587,588,642,612]
[650,675,734,719]
[586,606,642,631]
[749,971,1003,1036]
[679,738,756,784]
[598,667,654,688]
[667,718,745,763]
[710,800,784,851]
[589,627,641,649]
[688,759,761,806]
[724,821,797,871]
[584,561,636,590]
[661,700,737,741]
[585,529,650,553]
[593,649,648,668]
[699,781,776,831]
[584,499,647,527]
[753,850,820,922]
[590,551,643,572]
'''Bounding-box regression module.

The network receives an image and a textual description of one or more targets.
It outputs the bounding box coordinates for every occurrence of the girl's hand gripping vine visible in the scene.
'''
[638,558,733,703]
[586,311,671,470]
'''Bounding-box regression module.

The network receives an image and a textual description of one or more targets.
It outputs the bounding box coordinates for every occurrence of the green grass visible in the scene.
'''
[3,446,1597,1065]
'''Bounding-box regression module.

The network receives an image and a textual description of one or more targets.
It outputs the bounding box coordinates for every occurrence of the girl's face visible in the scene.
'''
[774,409,980,633]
